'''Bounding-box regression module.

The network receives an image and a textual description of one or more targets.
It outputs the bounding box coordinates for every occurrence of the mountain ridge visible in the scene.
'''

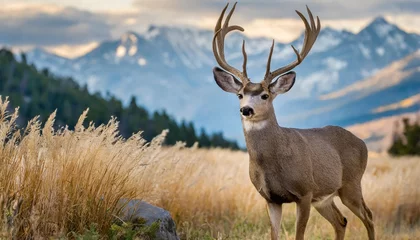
[18,16,420,146]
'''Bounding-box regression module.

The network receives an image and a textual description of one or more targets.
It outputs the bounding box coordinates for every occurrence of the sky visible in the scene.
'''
[2,0,420,58]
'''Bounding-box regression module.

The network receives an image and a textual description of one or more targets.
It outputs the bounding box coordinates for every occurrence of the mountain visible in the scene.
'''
[285,50,420,128]
[289,17,420,97]
[0,49,240,149]
[22,48,73,76]
[21,17,420,146]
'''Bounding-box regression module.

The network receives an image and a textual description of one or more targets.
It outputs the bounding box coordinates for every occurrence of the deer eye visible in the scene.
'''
[261,94,269,100]
[237,94,243,99]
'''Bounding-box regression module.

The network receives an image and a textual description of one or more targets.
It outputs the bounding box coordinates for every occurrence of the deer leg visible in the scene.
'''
[339,185,375,240]
[313,200,347,240]
[295,194,312,240]
[267,202,283,240]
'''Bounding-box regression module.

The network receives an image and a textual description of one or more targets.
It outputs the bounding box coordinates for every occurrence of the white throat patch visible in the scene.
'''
[243,120,268,132]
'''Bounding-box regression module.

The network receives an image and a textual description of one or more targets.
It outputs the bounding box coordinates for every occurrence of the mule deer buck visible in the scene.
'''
[211,3,375,240]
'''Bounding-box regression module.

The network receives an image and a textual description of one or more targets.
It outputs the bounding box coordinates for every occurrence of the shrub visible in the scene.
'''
[389,117,420,156]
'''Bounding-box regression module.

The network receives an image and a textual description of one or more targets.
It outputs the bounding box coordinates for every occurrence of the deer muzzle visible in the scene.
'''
[240,106,254,117]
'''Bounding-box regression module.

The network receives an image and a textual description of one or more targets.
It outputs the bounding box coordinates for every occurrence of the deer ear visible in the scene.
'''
[213,67,243,93]
[269,71,296,95]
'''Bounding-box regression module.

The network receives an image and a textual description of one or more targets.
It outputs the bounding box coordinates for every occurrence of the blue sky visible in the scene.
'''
[3,0,420,57]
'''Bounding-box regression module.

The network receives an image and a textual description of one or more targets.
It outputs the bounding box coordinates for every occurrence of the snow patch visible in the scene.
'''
[165,29,208,68]
[116,46,126,58]
[358,44,371,59]
[386,34,407,50]
[103,53,112,60]
[195,32,213,51]
[121,33,138,43]
[138,58,147,66]
[300,71,340,95]
[312,32,342,53]
[129,34,138,43]
[376,47,385,56]
[128,46,137,56]
[163,52,176,68]
[299,58,347,95]
[73,63,81,71]
[272,45,295,60]
[244,38,274,55]
[374,22,394,37]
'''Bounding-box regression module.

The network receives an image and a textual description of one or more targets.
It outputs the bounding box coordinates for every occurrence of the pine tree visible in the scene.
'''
[0,48,240,150]
[389,117,420,156]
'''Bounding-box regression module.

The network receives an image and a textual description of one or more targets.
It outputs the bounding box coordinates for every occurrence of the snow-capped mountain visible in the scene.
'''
[283,50,420,128]
[22,17,420,145]
[291,27,356,55]
[286,17,420,97]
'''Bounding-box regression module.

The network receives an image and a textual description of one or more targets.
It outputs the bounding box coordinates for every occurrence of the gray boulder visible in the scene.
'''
[118,199,179,240]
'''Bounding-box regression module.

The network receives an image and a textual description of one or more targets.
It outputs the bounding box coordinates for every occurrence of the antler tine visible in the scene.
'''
[242,40,248,78]
[214,3,228,33]
[263,6,321,84]
[216,3,230,61]
[264,40,275,81]
[213,3,228,61]
[212,2,249,83]
[307,5,316,32]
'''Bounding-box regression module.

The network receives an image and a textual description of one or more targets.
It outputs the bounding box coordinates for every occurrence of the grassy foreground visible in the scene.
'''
[0,98,419,239]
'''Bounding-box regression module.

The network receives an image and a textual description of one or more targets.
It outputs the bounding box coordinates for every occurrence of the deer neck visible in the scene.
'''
[242,110,283,153]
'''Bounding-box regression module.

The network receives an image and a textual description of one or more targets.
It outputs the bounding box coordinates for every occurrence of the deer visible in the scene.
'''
[211,3,375,240]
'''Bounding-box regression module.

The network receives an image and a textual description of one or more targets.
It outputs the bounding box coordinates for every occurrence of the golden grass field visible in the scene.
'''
[1,98,420,239]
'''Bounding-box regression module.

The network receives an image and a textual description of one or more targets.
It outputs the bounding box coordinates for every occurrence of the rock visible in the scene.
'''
[118,199,179,240]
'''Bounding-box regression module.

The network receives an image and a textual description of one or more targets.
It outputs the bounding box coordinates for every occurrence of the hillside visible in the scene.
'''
[0,49,239,149]
[348,112,420,153]
[285,50,420,128]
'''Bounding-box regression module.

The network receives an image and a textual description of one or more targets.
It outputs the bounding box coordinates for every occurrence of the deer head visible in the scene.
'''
[212,3,320,123]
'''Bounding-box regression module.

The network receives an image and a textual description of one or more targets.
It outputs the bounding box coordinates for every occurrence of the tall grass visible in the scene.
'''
[1,97,420,239]
[142,149,420,239]
[0,98,171,238]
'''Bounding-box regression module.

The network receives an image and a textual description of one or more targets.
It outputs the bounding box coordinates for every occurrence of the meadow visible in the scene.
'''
[1,98,419,239]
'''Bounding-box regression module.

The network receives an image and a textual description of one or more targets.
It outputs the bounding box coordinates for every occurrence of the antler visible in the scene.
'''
[213,2,249,84]
[263,6,321,85]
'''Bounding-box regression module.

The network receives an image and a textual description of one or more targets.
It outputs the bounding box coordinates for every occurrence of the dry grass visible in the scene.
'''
[0,98,420,239]
[143,149,420,240]
[0,98,172,238]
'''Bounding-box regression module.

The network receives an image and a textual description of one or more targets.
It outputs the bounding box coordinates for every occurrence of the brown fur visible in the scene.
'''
[211,4,374,239]
[212,69,375,240]
[242,99,375,240]
[243,83,264,96]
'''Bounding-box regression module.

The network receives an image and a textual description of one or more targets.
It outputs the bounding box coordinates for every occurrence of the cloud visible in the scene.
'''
[134,0,420,20]
[0,4,112,46]
[128,0,420,43]
[45,42,100,58]
[377,1,420,14]
[2,0,420,58]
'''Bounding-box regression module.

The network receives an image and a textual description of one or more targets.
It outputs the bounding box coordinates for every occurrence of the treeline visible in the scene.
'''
[0,48,240,149]
[388,115,420,156]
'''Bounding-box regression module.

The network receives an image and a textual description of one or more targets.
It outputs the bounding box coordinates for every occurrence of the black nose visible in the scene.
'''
[240,106,254,116]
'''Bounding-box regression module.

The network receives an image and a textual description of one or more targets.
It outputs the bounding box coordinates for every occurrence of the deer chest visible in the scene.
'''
[249,165,299,204]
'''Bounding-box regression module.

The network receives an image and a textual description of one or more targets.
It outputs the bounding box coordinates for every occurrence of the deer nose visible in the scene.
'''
[240,106,254,116]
